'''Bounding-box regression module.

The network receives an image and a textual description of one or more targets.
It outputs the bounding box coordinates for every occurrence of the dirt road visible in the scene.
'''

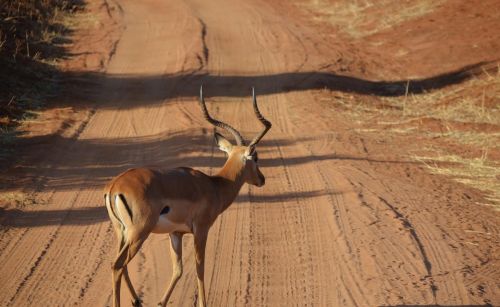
[0,0,498,306]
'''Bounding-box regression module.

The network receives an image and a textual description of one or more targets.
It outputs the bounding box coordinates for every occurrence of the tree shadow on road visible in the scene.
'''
[2,129,418,194]
[52,61,494,110]
[0,206,108,228]
[0,190,342,228]
[0,126,421,227]
[235,189,343,204]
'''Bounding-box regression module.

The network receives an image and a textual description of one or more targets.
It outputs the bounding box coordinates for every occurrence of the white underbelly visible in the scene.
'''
[152,215,191,234]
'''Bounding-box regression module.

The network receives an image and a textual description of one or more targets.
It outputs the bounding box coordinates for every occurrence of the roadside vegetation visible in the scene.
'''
[402,72,499,208]
[326,69,500,209]
[0,0,83,162]
[296,0,443,38]
[297,0,500,209]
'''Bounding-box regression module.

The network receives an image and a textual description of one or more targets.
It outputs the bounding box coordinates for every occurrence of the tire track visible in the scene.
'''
[6,227,60,306]
[197,17,209,66]
[377,195,437,299]
[4,190,79,306]
[287,114,438,305]
[77,224,114,301]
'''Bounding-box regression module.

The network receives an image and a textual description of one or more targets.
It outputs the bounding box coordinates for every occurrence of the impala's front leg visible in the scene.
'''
[158,232,184,307]
[194,228,208,307]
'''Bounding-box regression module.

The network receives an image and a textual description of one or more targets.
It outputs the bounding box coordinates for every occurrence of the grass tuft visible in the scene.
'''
[414,152,500,209]
[380,70,500,125]
[296,0,444,38]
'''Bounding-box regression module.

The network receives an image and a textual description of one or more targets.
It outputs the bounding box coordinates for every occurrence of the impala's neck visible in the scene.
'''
[212,155,246,214]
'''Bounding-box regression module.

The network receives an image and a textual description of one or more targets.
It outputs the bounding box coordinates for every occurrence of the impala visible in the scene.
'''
[104,86,272,307]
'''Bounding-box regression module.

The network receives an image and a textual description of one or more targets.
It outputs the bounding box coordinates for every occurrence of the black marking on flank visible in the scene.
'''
[118,194,133,221]
[160,206,170,215]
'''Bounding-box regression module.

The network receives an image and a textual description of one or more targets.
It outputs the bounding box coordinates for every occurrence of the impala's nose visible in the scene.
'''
[257,175,265,187]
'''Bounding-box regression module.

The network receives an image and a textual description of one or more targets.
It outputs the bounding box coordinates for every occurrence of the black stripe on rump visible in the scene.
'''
[118,194,133,221]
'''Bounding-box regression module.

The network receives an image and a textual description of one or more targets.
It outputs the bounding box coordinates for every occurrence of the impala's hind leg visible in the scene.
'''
[158,232,184,307]
[112,234,148,307]
[116,234,141,306]
[123,262,141,306]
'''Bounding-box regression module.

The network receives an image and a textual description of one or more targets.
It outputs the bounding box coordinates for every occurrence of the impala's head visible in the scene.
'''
[199,86,272,187]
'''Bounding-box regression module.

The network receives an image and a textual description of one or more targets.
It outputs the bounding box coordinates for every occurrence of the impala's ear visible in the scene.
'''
[214,132,233,154]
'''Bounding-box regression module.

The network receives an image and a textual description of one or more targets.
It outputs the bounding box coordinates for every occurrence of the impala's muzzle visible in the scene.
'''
[256,169,265,187]
[257,177,265,187]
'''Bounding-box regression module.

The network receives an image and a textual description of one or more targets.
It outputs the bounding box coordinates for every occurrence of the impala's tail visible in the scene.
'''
[105,193,133,230]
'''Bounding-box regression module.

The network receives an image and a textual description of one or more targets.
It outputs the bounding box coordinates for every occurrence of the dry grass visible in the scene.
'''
[413,151,500,209]
[0,0,81,61]
[392,71,499,207]
[0,0,84,163]
[381,69,500,125]
[427,131,500,149]
[0,191,36,208]
[322,68,500,208]
[296,0,444,38]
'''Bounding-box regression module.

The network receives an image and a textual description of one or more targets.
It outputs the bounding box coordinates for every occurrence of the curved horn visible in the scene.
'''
[248,87,272,147]
[199,85,245,146]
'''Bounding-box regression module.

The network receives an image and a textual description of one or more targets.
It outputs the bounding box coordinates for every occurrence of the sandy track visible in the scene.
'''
[0,0,498,306]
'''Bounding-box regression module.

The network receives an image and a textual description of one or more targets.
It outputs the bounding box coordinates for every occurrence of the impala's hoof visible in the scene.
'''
[157,303,163,307]
[132,299,142,307]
